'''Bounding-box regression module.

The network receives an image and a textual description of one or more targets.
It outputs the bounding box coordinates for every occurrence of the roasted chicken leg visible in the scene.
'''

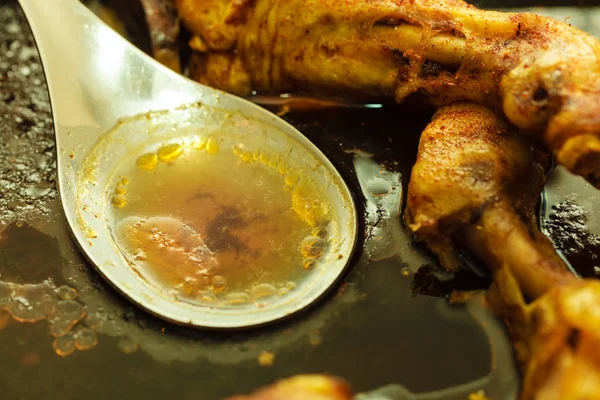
[404,103,569,289]
[174,0,600,187]
[405,103,600,399]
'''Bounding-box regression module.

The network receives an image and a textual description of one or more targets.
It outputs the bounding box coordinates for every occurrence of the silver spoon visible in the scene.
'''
[18,0,357,329]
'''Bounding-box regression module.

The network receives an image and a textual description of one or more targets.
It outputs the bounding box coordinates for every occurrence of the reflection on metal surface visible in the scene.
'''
[257,351,275,367]
[354,155,403,262]
[248,93,385,113]
[356,298,518,400]
[353,155,430,272]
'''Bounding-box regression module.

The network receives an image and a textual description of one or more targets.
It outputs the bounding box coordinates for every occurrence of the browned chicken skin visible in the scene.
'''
[405,103,600,400]
[174,0,600,187]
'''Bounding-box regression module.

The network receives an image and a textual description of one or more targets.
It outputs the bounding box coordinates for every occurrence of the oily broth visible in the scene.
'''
[106,136,330,306]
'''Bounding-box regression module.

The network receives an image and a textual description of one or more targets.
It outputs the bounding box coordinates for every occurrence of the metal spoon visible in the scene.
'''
[18,0,357,329]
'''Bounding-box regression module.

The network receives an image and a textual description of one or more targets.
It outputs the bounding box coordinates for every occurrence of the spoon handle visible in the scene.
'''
[17,0,197,132]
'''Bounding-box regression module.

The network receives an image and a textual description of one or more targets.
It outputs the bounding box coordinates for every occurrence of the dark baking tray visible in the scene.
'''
[0,1,598,399]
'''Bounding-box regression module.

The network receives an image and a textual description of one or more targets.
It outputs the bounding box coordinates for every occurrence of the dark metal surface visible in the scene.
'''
[0,1,599,399]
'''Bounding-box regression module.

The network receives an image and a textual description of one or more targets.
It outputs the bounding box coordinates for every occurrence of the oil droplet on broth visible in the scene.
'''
[303,258,317,270]
[205,136,219,154]
[118,337,139,354]
[157,143,183,163]
[312,227,328,239]
[112,195,127,209]
[212,275,227,293]
[136,153,158,171]
[251,283,278,302]
[225,292,251,306]
[192,136,207,150]
[115,185,127,195]
[108,137,335,307]
[301,236,327,258]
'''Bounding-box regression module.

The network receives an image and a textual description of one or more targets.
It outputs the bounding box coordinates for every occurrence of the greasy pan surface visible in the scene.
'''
[1,0,599,399]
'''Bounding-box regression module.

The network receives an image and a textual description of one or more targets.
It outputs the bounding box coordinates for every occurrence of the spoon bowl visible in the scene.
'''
[18,0,357,328]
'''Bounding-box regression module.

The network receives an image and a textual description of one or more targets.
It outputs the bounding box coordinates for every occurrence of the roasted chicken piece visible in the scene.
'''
[225,375,352,400]
[173,0,600,188]
[404,103,568,286]
[405,103,600,399]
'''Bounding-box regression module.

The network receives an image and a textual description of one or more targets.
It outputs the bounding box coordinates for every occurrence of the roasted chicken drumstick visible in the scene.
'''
[174,0,600,187]
[405,103,600,400]
[404,103,568,287]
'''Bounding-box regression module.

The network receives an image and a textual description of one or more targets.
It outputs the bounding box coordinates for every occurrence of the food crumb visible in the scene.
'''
[118,338,139,354]
[335,283,349,299]
[276,105,290,117]
[309,330,322,346]
[0,311,11,331]
[20,352,40,367]
[257,351,275,366]
[469,390,491,400]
